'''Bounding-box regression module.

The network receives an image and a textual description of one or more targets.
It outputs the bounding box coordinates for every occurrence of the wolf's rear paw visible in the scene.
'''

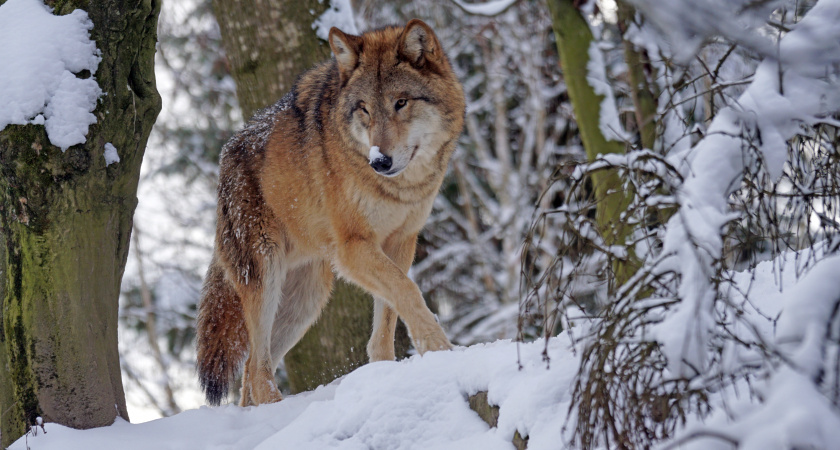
[250,382,283,406]
[241,370,283,406]
[414,331,453,355]
[367,340,397,362]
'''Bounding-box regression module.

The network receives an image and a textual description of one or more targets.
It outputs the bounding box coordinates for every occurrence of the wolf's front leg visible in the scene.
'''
[368,232,426,361]
[336,235,452,357]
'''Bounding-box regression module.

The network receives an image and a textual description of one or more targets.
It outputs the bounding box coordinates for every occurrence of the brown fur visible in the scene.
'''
[196,20,465,406]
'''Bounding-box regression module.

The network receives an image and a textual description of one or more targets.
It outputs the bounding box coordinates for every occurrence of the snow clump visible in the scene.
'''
[0,0,102,151]
[368,145,384,164]
[104,143,119,166]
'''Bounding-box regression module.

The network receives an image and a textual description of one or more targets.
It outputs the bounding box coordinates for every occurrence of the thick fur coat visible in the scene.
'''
[196,20,465,406]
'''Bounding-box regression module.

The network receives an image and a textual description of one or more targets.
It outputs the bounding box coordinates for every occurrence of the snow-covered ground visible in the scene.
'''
[12,338,579,450]
[14,246,840,449]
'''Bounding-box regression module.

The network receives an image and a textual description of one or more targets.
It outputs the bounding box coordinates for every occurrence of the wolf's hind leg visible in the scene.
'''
[367,298,398,361]
[269,260,334,366]
[240,257,286,406]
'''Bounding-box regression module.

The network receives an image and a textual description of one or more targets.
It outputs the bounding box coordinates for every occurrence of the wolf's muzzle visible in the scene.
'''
[370,155,393,174]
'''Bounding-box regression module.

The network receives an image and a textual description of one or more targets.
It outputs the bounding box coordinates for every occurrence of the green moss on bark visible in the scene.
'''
[285,281,373,393]
[284,280,411,394]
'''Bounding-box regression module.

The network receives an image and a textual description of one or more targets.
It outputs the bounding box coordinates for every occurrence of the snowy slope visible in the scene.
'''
[12,248,840,449]
[11,339,579,450]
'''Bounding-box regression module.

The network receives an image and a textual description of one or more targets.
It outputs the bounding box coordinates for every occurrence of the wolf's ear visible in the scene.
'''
[329,28,363,83]
[398,19,441,69]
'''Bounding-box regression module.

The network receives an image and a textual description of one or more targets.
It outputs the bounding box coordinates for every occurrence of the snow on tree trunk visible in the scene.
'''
[0,0,161,445]
[617,1,658,151]
[547,0,638,288]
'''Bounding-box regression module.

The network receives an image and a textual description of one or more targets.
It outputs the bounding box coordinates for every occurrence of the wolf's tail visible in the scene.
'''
[196,258,248,406]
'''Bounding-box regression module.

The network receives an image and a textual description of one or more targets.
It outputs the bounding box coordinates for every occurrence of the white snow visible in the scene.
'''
[368,145,383,163]
[12,338,579,450]
[104,143,119,166]
[627,0,780,62]
[452,0,518,16]
[313,0,359,41]
[11,247,840,449]
[648,0,840,377]
[586,41,631,143]
[0,0,101,150]
[670,252,840,450]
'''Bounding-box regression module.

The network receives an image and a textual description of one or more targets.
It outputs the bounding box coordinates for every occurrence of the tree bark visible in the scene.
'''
[547,0,638,288]
[617,1,658,151]
[212,0,333,119]
[0,0,161,446]
[213,0,409,395]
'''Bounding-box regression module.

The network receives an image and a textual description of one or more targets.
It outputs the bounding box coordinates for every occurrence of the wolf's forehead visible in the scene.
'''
[354,62,423,93]
[358,46,399,67]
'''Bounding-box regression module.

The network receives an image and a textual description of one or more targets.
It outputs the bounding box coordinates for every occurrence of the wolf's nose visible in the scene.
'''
[370,155,392,173]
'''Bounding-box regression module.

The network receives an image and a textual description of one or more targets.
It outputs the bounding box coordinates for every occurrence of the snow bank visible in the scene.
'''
[0,0,101,150]
[672,252,840,449]
[11,248,840,449]
[12,339,579,450]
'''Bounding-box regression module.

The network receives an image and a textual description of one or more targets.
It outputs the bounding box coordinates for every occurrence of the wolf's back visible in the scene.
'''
[196,259,248,405]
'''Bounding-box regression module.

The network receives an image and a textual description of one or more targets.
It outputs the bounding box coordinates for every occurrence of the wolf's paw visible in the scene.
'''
[367,340,397,362]
[242,370,283,406]
[251,381,283,405]
[413,330,453,355]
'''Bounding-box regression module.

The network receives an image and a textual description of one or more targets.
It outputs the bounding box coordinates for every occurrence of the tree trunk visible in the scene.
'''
[0,0,161,446]
[213,0,409,395]
[617,1,658,151]
[547,0,638,289]
[212,0,333,119]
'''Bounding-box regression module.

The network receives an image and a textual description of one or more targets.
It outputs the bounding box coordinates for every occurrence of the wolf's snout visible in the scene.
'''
[368,146,393,173]
[370,155,392,173]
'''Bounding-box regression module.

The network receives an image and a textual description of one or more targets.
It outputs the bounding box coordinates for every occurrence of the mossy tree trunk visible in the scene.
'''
[547,0,638,289]
[0,0,161,446]
[213,0,408,394]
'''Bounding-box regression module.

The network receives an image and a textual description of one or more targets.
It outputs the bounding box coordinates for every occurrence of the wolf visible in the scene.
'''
[195,19,466,406]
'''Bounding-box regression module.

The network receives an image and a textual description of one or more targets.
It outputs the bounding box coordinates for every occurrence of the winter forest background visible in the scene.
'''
[2,0,840,448]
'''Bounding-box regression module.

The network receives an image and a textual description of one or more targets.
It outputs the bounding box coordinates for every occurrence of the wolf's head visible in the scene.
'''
[329,20,465,179]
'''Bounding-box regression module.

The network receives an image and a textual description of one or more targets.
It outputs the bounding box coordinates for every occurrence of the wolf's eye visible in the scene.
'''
[358,101,369,115]
[395,99,408,111]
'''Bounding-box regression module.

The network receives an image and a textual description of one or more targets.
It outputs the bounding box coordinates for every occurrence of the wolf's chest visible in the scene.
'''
[353,190,431,240]
[359,196,411,233]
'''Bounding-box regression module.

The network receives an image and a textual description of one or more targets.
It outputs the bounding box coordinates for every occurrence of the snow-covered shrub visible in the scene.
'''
[525,0,840,447]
